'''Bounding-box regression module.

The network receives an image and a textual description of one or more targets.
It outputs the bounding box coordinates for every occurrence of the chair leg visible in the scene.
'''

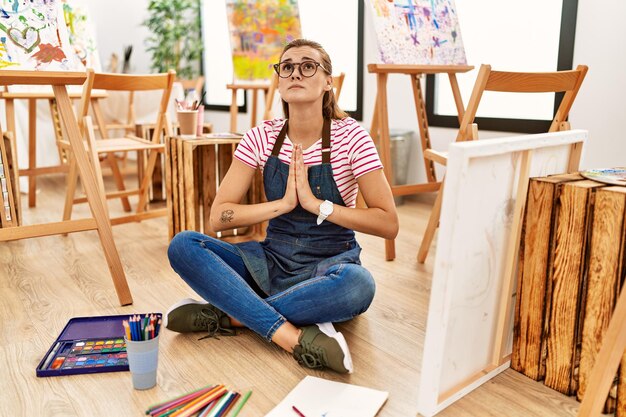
[105,152,132,212]
[417,182,445,264]
[136,149,160,214]
[63,156,78,223]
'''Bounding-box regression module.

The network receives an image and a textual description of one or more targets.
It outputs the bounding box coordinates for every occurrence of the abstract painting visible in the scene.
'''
[62,0,101,70]
[0,0,81,70]
[226,0,302,81]
[368,0,466,65]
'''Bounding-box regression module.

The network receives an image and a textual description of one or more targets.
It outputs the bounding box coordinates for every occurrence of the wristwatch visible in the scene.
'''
[316,200,334,225]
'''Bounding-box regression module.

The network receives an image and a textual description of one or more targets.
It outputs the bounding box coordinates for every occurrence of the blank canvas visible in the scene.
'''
[417,130,587,416]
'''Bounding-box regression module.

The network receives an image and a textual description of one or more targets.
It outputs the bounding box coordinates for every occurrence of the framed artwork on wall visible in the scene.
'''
[425,0,579,133]
[201,0,364,120]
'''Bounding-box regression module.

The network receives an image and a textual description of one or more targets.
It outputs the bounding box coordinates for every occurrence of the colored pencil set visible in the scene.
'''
[123,314,162,342]
[145,385,252,417]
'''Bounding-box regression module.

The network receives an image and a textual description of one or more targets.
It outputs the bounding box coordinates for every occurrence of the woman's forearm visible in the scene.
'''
[209,199,290,232]
[330,205,398,239]
[302,198,399,239]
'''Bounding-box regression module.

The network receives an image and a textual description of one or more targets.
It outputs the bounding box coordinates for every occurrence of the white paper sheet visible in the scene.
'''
[266,376,388,417]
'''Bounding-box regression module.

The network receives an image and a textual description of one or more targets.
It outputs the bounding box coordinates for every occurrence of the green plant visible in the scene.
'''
[143,0,203,79]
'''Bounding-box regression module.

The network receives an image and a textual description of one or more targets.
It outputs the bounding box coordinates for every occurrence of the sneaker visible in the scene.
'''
[164,298,235,339]
[292,322,353,374]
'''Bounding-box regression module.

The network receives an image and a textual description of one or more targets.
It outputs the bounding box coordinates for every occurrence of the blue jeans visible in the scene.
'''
[167,231,376,341]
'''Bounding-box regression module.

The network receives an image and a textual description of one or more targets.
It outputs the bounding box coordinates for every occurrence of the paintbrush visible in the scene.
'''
[122,45,133,73]
[195,91,206,109]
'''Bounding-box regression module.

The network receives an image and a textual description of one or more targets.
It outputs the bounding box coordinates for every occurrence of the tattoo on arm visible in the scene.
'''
[220,209,234,223]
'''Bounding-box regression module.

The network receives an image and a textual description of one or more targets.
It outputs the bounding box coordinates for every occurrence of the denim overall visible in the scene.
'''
[235,118,362,296]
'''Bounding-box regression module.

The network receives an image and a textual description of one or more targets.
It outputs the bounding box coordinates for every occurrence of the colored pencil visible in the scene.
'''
[150,388,214,415]
[197,400,219,417]
[204,391,232,417]
[123,320,131,341]
[228,390,252,417]
[292,405,306,417]
[147,385,215,415]
[170,385,227,417]
[154,403,189,417]
[129,316,136,341]
[217,392,240,417]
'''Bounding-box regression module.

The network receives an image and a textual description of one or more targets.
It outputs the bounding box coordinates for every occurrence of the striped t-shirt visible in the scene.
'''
[233,117,383,208]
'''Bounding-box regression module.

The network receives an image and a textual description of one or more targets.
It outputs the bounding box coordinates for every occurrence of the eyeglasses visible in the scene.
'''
[272,60,328,78]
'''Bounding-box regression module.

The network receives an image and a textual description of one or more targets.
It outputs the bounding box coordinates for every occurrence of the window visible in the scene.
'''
[426,0,579,132]
[201,0,364,119]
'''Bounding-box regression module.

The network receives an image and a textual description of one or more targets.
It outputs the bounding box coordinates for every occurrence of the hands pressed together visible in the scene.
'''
[283,143,322,214]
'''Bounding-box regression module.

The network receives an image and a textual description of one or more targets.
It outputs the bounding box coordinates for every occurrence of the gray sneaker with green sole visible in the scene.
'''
[164,298,235,339]
[293,322,353,374]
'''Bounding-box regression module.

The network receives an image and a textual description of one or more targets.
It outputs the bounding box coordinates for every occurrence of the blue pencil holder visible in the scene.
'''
[124,335,160,390]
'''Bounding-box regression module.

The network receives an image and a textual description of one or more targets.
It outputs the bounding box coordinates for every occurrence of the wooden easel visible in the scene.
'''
[0,89,108,208]
[0,71,132,306]
[368,64,473,260]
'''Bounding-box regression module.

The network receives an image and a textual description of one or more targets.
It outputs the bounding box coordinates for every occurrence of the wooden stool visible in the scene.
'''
[226,82,271,133]
[165,134,265,241]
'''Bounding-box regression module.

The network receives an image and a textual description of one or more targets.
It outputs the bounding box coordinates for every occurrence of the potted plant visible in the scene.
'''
[143,0,203,79]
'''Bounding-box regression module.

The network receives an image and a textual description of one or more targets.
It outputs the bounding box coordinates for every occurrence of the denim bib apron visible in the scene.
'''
[234,118,362,296]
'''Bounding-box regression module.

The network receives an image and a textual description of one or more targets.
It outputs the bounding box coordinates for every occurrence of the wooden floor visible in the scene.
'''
[0,174,583,417]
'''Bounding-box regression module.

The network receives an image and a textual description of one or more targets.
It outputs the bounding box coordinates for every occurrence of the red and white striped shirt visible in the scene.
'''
[233,117,383,208]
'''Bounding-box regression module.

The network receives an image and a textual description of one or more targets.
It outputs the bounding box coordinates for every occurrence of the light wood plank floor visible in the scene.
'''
[0,174,583,417]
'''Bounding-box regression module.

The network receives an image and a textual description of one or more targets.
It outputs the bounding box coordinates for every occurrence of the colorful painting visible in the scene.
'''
[368,0,467,65]
[226,0,302,81]
[62,0,101,70]
[0,0,82,70]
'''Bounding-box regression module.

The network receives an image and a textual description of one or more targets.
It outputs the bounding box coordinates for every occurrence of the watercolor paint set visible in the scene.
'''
[36,314,160,377]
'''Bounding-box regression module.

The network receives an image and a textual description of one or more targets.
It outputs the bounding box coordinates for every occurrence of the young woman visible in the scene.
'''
[166,39,398,374]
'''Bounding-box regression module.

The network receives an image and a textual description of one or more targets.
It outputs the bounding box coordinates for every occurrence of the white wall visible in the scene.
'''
[569,0,626,169]
[88,0,626,178]
[86,0,152,74]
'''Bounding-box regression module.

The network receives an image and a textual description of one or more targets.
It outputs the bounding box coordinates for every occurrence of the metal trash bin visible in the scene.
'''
[375,129,412,205]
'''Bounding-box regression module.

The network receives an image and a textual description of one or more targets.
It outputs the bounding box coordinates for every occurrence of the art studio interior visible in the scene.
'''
[0,1,624,416]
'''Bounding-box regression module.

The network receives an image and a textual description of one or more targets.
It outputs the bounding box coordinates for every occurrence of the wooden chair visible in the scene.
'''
[263,72,346,120]
[61,69,176,224]
[417,63,588,263]
[178,76,204,97]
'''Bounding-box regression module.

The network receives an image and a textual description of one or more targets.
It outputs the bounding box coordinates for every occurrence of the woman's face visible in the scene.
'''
[277,46,332,107]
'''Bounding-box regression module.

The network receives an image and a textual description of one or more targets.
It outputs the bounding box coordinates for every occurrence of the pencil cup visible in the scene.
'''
[177,110,199,137]
[125,335,159,390]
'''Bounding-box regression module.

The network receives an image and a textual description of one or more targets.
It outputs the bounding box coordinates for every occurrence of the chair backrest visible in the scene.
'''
[79,69,176,143]
[457,64,588,142]
[177,76,204,97]
[332,72,346,101]
[263,72,347,120]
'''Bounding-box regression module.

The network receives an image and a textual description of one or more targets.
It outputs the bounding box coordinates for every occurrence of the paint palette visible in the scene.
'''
[46,338,128,372]
[37,315,140,377]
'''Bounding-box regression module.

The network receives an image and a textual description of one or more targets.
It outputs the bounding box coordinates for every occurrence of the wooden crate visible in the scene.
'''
[165,134,265,242]
[135,122,213,203]
[513,175,626,412]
